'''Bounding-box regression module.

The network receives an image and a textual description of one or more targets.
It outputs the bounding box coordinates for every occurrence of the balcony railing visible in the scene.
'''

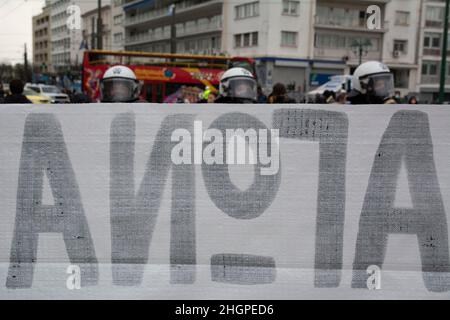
[423,48,450,56]
[314,15,388,32]
[421,75,450,85]
[126,20,221,44]
[124,0,219,26]
[425,20,443,28]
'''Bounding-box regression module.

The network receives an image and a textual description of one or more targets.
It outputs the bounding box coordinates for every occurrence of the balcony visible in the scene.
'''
[314,47,382,62]
[425,20,443,29]
[124,0,222,28]
[423,48,450,56]
[126,30,170,45]
[125,19,221,45]
[421,75,450,85]
[314,15,389,33]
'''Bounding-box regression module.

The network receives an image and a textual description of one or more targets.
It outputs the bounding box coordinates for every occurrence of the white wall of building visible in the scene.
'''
[222,0,313,58]
[50,0,103,68]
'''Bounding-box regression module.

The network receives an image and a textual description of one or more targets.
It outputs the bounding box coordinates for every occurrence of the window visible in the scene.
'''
[234,32,258,47]
[243,33,250,46]
[422,61,439,75]
[426,6,444,22]
[394,40,408,54]
[424,33,441,48]
[315,34,379,51]
[252,32,258,46]
[316,5,366,28]
[234,34,242,47]
[114,33,123,44]
[395,11,410,26]
[235,2,259,19]
[282,0,299,15]
[281,31,297,47]
[113,14,123,25]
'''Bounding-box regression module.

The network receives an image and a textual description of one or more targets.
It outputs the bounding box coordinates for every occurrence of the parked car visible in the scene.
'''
[23,88,51,104]
[307,75,353,101]
[25,83,70,103]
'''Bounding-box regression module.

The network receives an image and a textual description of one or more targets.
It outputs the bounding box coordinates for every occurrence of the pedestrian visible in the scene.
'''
[3,79,32,104]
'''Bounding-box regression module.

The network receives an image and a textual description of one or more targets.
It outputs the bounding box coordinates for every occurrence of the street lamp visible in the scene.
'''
[350,39,372,65]
[169,3,176,55]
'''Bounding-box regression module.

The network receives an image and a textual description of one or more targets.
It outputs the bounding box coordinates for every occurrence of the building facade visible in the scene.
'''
[82,5,113,51]
[111,0,126,51]
[49,0,97,72]
[123,0,223,54]
[223,0,422,95]
[417,0,450,103]
[32,2,52,73]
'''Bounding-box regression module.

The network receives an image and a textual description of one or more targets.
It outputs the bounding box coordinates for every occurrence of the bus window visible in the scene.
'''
[145,82,165,102]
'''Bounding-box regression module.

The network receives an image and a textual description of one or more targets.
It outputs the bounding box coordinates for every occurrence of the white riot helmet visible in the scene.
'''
[219,67,257,102]
[352,61,395,103]
[100,65,141,102]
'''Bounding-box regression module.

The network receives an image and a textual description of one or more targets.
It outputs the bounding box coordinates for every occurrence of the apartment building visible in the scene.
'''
[417,0,450,102]
[32,2,52,73]
[223,0,422,95]
[111,0,125,51]
[82,5,113,51]
[123,0,223,54]
[49,0,97,72]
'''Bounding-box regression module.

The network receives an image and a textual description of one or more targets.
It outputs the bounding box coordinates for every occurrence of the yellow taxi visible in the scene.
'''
[23,88,51,104]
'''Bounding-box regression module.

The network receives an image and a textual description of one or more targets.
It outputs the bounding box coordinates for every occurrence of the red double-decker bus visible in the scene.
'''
[82,50,256,103]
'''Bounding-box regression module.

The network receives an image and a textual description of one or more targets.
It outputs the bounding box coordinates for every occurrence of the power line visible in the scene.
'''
[1,0,26,20]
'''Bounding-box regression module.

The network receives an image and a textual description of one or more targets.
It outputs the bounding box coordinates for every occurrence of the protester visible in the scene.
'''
[314,93,326,104]
[257,85,267,103]
[323,90,336,104]
[268,83,294,103]
[0,83,5,103]
[207,93,216,103]
[71,91,93,103]
[336,92,348,104]
[408,96,418,104]
[394,91,403,104]
[3,79,32,104]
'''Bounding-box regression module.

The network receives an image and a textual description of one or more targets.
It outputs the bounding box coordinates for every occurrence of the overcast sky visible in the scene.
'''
[0,0,46,64]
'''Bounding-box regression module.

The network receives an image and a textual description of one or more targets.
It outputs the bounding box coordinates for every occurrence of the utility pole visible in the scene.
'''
[97,0,103,50]
[24,43,30,83]
[439,0,450,104]
[169,3,177,55]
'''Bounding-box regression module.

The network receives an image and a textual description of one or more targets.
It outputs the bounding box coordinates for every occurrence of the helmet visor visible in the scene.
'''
[101,78,137,102]
[227,77,257,101]
[365,74,395,100]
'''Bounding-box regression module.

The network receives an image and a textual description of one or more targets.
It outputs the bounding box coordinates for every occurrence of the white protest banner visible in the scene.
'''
[0,104,449,299]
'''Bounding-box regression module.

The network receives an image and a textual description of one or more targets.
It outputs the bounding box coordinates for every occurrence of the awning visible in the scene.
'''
[124,0,155,11]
